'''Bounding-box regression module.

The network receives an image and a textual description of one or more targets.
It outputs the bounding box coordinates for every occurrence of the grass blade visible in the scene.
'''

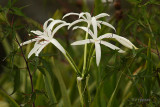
[0,90,19,107]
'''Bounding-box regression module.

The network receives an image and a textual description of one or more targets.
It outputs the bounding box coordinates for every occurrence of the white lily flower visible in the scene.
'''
[20,18,69,58]
[63,12,116,31]
[71,17,137,66]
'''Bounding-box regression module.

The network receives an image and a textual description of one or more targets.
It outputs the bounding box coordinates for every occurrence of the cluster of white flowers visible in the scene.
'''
[20,12,137,66]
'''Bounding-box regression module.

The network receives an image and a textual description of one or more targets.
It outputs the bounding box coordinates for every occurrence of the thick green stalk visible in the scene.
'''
[77,75,91,107]
[82,32,89,77]
[77,77,84,106]
[87,44,95,72]
[82,24,91,77]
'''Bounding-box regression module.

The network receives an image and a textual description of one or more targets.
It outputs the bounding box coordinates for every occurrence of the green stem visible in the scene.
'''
[82,32,89,77]
[77,75,91,107]
[64,52,81,76]
[87,44,95,72]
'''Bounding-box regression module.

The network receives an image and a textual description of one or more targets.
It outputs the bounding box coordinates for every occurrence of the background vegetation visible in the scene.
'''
[0,0,160,107]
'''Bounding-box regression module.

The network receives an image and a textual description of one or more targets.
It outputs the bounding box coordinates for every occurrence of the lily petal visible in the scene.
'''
[68,19,87,29]
[28,42,42,58]
[47,20,65,31]
[91,17,97,38]
[51,23,69,37]
[95,43,101,66]
[20,38,41,46]
[112,34,137,49]
[62,12,79,19]
[38,35,49,41]
[43,18,54,30]
[100,40,125,53]
[35,41,49,56]
[97,21,116,31]
[97,33,112,40]
[50,39,66,54]
[46,20,65,36]
[79,12,88,20]
[71,39,91,45]
[31,30,43,36]
[95,13,110,19]
[84,12,91,20]
[97,23,101,29]
[73,26,94,38]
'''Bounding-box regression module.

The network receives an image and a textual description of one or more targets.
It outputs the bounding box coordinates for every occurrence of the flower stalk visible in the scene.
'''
[77,75,91,107]
[64,51,81,76]
[82,31,89,77]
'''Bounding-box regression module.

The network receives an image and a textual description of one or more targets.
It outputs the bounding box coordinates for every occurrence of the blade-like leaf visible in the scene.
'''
[0,89,19,107]
[11,65,20,95]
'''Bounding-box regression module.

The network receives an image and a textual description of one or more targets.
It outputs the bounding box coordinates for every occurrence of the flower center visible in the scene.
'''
[94,39,100,43]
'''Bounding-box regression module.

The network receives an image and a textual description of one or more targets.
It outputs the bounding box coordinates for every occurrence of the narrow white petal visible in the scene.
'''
[39,35,49,41]
[35,42,49,56]
[68,19,87,29]
[28,42,42,58]
[72,26,94,38]
[43,18,54,30]
[31,30,43,36]
[45,20,65,37]
[20,38,41,46]
[50,39,66,54]
[97,21,116,31]
[62,12,79,19]
[98,33,112,40]
[91,17,97,38]
[84,12,91,20]
[71,39,91,45]
[51,23,69,37]
[97,23,101,29]
[46,20,65,31]
[112,34,137,49]
[79,12,87,20]
[95,43,101,66]
[100,40,125,53]
[95,13,110,19]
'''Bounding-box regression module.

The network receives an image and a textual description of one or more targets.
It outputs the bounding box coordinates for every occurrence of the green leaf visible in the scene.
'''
[43,71,57,106]
[94,0,103,15]
[0,89,19,107]
[52,9,63,19]
[107,71,123,107]
[11,7,26,17]
[11,65,20,95]
[144,38,153,97]
[7,0,12,8]
[40,59,57,105]
[52,59,71,107]
[37,66,46,76]
[124,21,135,31]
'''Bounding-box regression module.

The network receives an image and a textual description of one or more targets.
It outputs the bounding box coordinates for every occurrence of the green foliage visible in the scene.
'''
[11,65,20,95]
